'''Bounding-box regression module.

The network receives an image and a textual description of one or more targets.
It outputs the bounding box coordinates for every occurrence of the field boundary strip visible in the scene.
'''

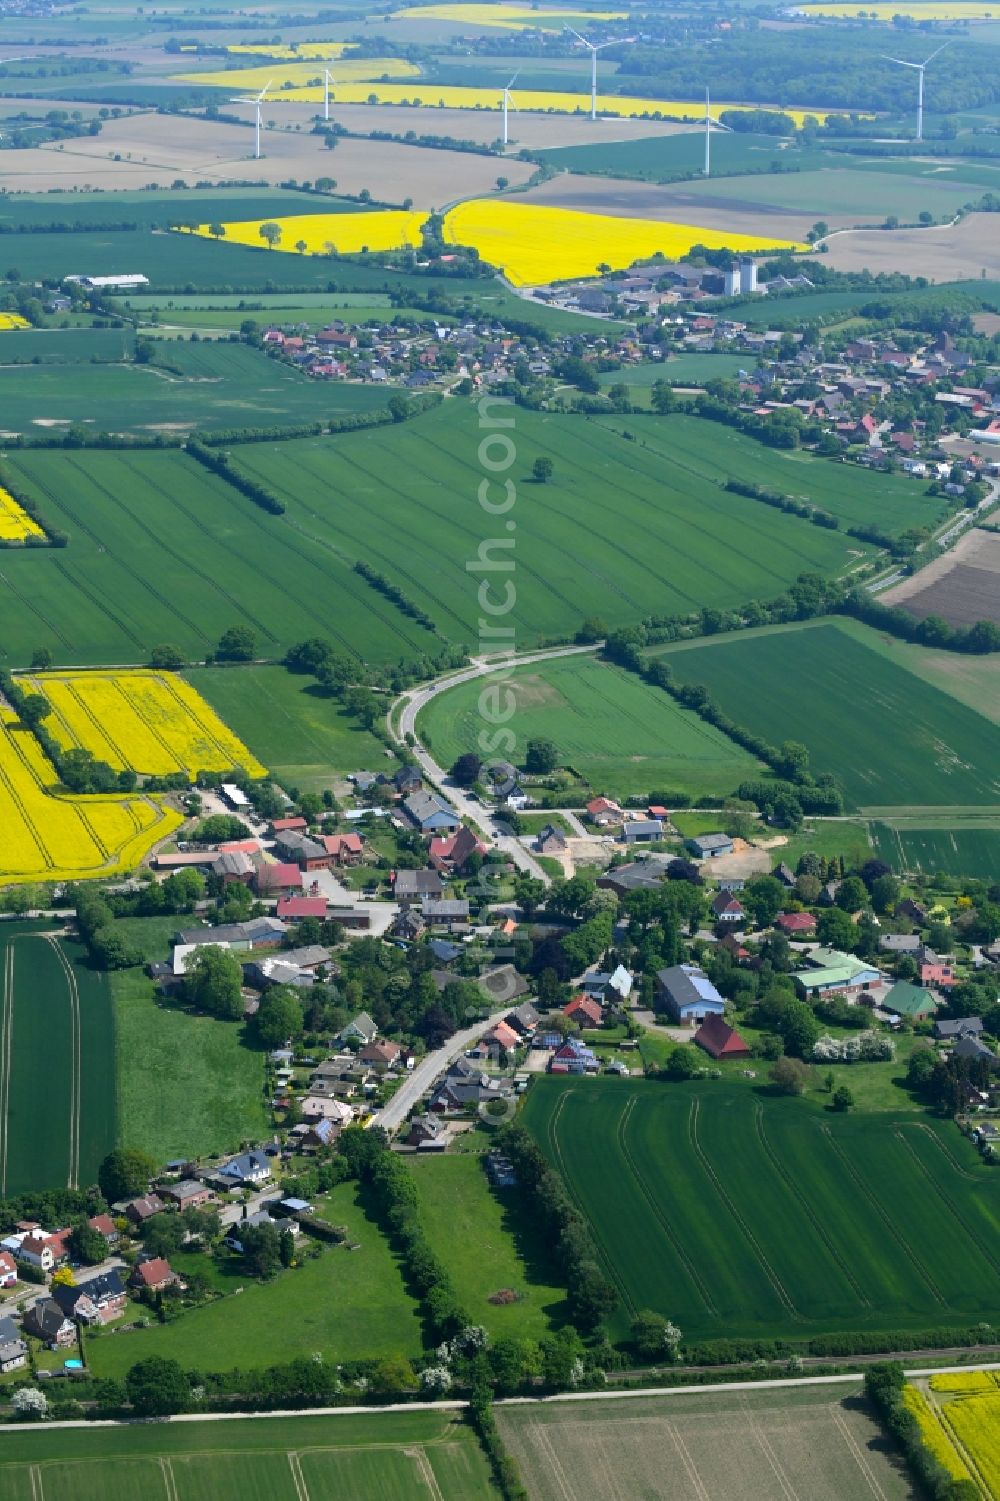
[818,1126,947,1307]
[753,1104,871,1310]
[615,1093,719,1321]
[0,942,13,1199]
[409,1447,446,1501]
[663,1420,712,1501]
[911,1123,981,1183]
[737,1393,800,1501]
[287,1452,311,1501]
[830,1405,890,1501]
[892,1127,1000,1279]
[29,1465,44,1501]
[526,1421,577,1501]
[158,1455,179,1501]
[687,1098,799,1319]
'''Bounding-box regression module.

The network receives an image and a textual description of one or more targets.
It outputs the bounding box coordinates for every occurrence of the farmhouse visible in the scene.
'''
[404,791,461,832]
[693,1015,751,1059]
[655,965,726,1025]
[124,1194,165,1225]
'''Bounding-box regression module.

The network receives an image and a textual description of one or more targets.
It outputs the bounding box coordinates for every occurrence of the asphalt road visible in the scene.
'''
[391,643,601,885]
[372,1005,513,1133]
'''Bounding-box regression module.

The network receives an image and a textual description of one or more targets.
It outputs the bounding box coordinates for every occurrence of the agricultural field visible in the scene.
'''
[23,669,266,779]
[871,821,1000,878]
[177,57,421,88]
[191,208,429,256]
[0,313,30,330]
[0,341,389,437]
[822,211,1000,281]
[393,3,628,28]
[710,277,1000,330]
[417,653,765,800]
[87,1179,425,1377]
[0,709,182,885]
[0,484,43,540]
[228,404,863,650]
[0,185,333,231]
[410,1152,566,1340]
[0,1408,494,1501]
[522,1077,1000,1344]
[184,664,393,790]
[111,966,268,1161]
[0,327,136,364]
[0,445,440,665]
[676,164,984,224]
[884,527,1000,629]
[652,620,1000,811]
[499,1386,916,1501]
[536,129,811,182]
[938,1385,1000,1496]
[597,410,942,536]
[441,199,808,285]
[0,924,115,1197]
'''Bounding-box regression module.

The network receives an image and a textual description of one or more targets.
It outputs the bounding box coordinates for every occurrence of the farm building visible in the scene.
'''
[687,833,734,859]
[621,819,663,844]
[882,980,940,1022]
[795,950,881,996]
[693,1015,751,1059]
[655,964,726,1025]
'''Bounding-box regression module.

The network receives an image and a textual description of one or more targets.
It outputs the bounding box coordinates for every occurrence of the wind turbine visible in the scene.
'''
[323,66,333,122]
[231,78,271,159]
[501,69,519,147]
[565,25,634,122]
[703,88,733,178]
[882,41,948,142]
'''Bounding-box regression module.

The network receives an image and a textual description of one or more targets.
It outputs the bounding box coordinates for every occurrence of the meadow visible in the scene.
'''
[871,821,1000,878]
[111,966,268,1161]
[23,669,266,779]
[0,710,182,885]
[228,404,863,649]
[0,445,440,665]
[0,341,389,436]
[409,1151,566,1340]
[0,1408,494,1501]
[499,1386,914,1501]
[522,1077,1000,1344]
[441,199,808,285]
[417,653,765,799]
[601,353,751,393]
[598,412,944,536]
[0,925,115,1197]
[652,620,1000,812]
[184,664,393,790]
[87,1179,425,1377]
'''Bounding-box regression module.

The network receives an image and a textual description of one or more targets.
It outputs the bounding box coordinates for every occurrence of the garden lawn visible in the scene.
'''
[653,619,1000,811]
[522,1077,1000,1345]
[232,404,860,654]
[0,1409,493,1501]
[1,446,438,666]
[111,968,267,1161]
[184,664,393,790]
[409,1151,565,1340]
[418,653,763,800]
[86,1180,424,1376]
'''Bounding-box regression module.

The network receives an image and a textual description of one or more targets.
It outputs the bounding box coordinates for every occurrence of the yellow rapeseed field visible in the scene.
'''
[189,210,428,255]
[176,57,420,89]
[24,670,267,779]
[226,42,348,58]
[796,2,997,17]
[930,1371,1000,1394]
[392,3,627,27]
[0,313,30,331]
[0,709,182,886]
[442,199,809,285]
[942,1389,1000,1495]
[255,78,844,127]
[901,1387,970,1482]
[0,485,43,542]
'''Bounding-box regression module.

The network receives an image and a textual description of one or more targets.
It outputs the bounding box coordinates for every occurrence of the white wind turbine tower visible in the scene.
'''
[501,69,519,146]
[565,25,634,121]
[231,78,271,159]
[323,66,334,122]
[703,88,733,178]
[882,41,948,142]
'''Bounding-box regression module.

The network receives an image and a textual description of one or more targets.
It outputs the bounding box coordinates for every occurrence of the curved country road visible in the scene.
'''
[390,643,601,884]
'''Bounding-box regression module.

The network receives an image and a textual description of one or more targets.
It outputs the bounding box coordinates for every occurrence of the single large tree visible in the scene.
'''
[98,1147,157,1204]
[185,946,244,1021]
[126,1356,190,1417]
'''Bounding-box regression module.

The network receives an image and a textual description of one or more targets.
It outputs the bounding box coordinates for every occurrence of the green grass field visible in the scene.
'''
[0,327,137,364]
[598,412,945,536]
[87,1179,424,1377]
[0,1408,493,1501]
[719,277,1000,329]
[600,353,752,401]
[230,405,865,649]
[111,967,267,1161]
[872,821,1000,879]
[185,664,394,789]
[652,620,1000,811]
[0,924,115,1196]
[535,130,814,182]
[418,654,764,799]
[677,164,982,221]
[0,340,388,436]
[522,1076,1000,1344]
[498,1385,913,1501]
[409,1151,566,1340]
[1,445,439,666]
[0,186,344,231]
[144,302,444,330]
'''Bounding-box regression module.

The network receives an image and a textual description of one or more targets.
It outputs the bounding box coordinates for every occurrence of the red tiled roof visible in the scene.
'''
[564,995,603,1027]
[277,896,328,919]
[272,817,308,832]
[132,1257,174,1288]
[693,1015,751,1059]
[256,863,302,891]
[776,911,816,932]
